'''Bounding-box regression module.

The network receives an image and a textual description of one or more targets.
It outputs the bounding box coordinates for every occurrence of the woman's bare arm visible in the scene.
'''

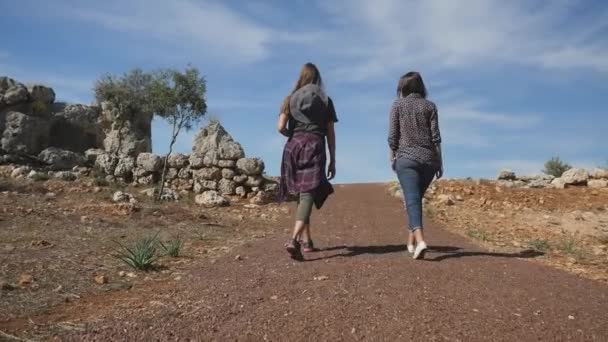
[327,121,336,180]
[277,113,289,137]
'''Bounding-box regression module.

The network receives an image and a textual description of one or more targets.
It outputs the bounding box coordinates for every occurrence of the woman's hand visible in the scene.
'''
[390,157,396,172]
[436,164,444,179]
[277,113,289,137]
[327,159,336,180]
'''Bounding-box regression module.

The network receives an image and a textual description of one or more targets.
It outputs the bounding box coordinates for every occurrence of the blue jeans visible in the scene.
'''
[394,158,437,232]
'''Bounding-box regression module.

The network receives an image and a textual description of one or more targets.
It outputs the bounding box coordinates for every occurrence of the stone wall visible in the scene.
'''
[496,168,608,189]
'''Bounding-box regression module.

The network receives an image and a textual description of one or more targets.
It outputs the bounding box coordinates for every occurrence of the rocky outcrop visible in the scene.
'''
[101,102,152,157]
[38,147,85,171]
[561,168,589,185]
[192,121,244,160]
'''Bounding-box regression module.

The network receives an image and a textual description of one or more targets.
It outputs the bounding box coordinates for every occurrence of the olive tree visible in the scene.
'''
[150,67,207,200]
[543,156,572,177]
[94,69,156,161]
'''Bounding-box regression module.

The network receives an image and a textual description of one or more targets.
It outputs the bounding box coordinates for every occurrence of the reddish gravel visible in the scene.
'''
[4,184,608,341]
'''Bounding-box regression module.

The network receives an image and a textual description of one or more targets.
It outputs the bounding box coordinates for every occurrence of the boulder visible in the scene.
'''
[27,84,55,104]
[95,153,117,175]
[195,190,229,208]
[193,167,222,181]
[527,178,551,189]
[233,174,248,184]
[112,191,137,203]
[113,156,135,178]
[38,147,85,171]
[51,171,77,182]
[590,168,608,180]
[1,111,50,155]
[85,148,106,165]
[437,194,455,206]
[245,176,264,188]
[136,174,156,186]
[164,168,179,181]
[137,153,162,173]
[189,153,205,169]
[551,177,566,189]
[222,168,236,180]
[264,182,279,193]
[235,186,247,198]
[203,151,220,167]
[178,167,192,179]
[11,166,31,179]
[236,158,265,176]
[218,159,236,168]
[588,179,608,189]
[250,191,271,205]
[168,153,189,168]
[497,169,516,181]
[192,121,245,160]
[194,180,218,193]
[561,168,589,185]
[218,179,236,195]
[159,188,180,202]
[0,77,29,106]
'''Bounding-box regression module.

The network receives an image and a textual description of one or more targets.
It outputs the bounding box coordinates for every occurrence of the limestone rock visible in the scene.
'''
[195,190,229,208]
[250,191,271,205]
[218,179,237,195]
[590,168,608,180]
[85,148,106,164]
[551,177,566,189]
[51,171,77,181]
[1,111,50,155]
[101,102,152,157]
[562,168,589,185]
[112,191,137,204]
[236,186,247,198]
[165,168,179,181]
[233,174,248,185]
[192,121,245,160]
[588,179,608,189]
[27,84,55,104]
[159,188,180,202]
[245,176,264,188]
[193,167,222,181]
[137,153,162,173]
[203,151,220,167]
[113,156,135,178]
[168,153,189,168]
[38,147,85,171]
[189,153,205,169]
[218,159,236,168]
[0,77,29,106]
[222,168,236,180]
[437,194,455,206]
[11,166,31,178]
[497,169,516,181]
[95,153,117,175]
[178,167,192,179]
[236,158,265,176]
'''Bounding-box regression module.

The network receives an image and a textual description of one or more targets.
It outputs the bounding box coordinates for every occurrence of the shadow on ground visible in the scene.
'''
[304,245,544,262]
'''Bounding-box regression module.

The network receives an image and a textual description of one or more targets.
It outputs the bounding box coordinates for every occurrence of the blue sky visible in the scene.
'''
[1,0,607,183]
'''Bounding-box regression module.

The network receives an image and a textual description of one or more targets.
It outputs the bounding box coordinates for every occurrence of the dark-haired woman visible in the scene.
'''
[278,63,338,260]
[388,71,443,260]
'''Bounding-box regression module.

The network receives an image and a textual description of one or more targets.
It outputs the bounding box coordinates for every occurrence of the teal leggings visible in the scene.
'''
[296,192,314,224]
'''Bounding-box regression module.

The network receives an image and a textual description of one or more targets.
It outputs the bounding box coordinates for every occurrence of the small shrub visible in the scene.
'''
[558,237,579,256]
[160,236,183,258]
[92,166,109,186]
[32,100,50,115]
[115,232,159,271]
[466,229,490,242]
[543,156,571,177]
[31,173,50,182]
[528,239,550,252]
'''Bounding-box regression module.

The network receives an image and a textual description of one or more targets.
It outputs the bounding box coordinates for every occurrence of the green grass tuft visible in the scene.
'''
[114,232,160,271]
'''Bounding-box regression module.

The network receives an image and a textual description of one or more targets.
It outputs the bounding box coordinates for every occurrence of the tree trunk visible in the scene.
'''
[157,120,181,202]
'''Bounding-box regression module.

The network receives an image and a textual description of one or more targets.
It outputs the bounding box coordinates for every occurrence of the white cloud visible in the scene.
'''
[319,0,608,81]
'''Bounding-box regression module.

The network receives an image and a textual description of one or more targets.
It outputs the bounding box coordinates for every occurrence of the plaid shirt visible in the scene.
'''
[278,132,334,209]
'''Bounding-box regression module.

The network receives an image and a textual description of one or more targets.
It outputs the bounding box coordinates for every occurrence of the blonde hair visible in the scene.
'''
[280,63,323,114]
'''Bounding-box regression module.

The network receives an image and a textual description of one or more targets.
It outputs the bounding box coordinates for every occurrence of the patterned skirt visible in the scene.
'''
[278,132,334,209]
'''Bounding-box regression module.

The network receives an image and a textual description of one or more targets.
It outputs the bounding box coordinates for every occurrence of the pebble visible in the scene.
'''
[94,275,108,285]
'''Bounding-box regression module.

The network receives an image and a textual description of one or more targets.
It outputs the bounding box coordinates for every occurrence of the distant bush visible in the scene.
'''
[528,239,550,252]
[543,156,571,177]
[31,100,50,115]
[31,172,50,182]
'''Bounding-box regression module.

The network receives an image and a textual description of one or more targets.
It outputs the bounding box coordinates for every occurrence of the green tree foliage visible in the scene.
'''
[543,156,572,177]
[150,66,207,200]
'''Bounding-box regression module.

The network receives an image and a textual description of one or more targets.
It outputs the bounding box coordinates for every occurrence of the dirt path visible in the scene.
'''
[6,184,608,341]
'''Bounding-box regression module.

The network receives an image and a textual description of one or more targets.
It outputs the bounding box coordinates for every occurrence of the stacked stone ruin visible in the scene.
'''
[0,76,276,205]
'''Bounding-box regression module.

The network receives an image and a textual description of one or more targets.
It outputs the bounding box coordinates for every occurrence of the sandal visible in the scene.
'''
[301,240,316,253]
[285,239,303,260]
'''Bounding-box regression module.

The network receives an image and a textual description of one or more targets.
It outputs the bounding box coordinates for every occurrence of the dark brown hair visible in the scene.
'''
[280,63,323,114]
[397,71,427,98]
